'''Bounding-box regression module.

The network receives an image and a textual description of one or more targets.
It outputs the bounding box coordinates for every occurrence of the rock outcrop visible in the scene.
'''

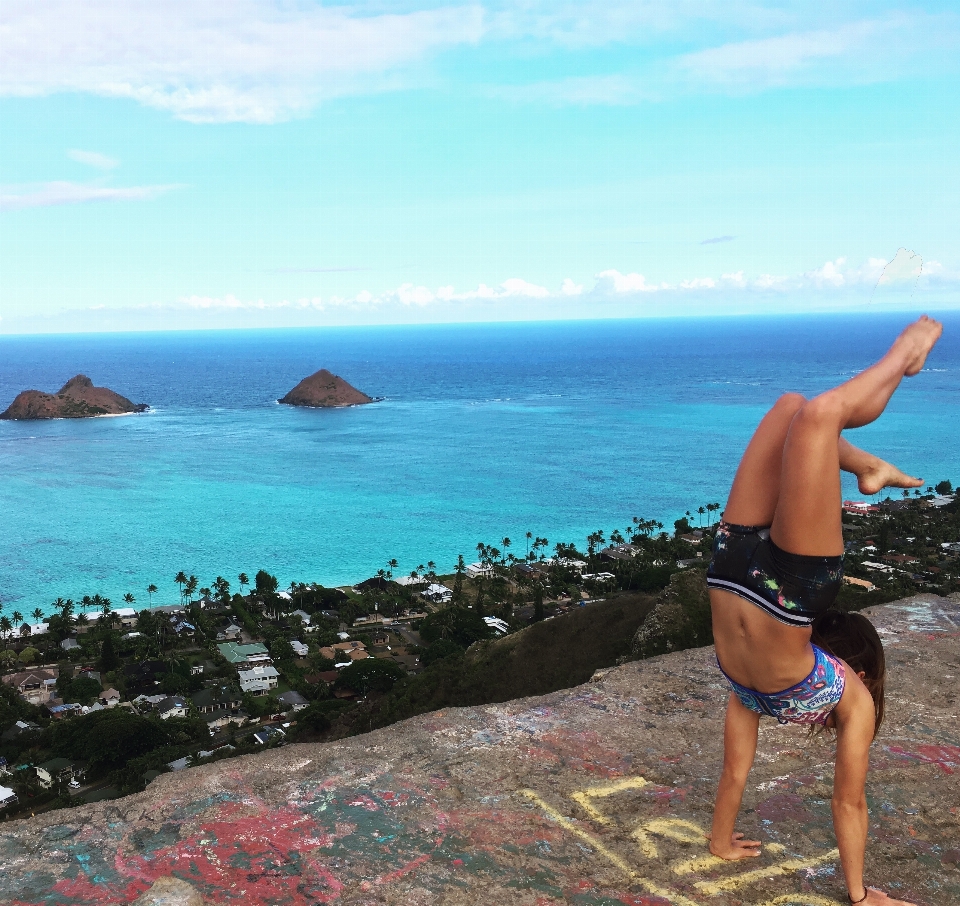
[0,375,148,420]
[278,369,374,408]
[1,594,957,906]
[631,567,713,659]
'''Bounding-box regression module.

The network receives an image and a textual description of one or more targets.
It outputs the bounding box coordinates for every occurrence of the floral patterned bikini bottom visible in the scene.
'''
[717,644,846,725]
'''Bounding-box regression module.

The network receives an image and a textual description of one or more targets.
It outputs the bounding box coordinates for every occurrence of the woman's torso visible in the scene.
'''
[710,587,815,693]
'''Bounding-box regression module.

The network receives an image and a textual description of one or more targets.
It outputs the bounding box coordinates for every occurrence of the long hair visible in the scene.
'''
[811,609,886,737]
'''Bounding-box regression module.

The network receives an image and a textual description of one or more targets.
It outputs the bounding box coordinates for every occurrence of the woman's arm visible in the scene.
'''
[832,675,916,906]
[710,693,763,859]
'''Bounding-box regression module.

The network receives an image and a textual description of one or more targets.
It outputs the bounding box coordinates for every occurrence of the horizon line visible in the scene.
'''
[2,306,958,340]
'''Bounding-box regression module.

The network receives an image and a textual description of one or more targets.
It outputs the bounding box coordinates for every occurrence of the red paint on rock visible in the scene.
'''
[885,743,960,774]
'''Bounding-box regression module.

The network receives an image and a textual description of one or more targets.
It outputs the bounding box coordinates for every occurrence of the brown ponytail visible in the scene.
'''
[812,610,886,737]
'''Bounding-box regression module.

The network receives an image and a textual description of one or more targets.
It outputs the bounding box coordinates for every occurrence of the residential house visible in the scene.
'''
[277,690,308,712]
[1,720,41,742]
[204,709,248,732]
[35,757,76,789]
[253,725,285,745]
[99,688,122,708]
[483,616,509,635]
[290,609,311,624]
[883,553,920,566]
[600,545,638,562]
[192,686,243,714]
[215,623,242,641]
[172,620,196,637]
[217,642,272,667]
[2,669,57,706]
[319,640,369,664]
[843,500,881,514]
[0,786,18,809]
[48,703,84,719]
[60,638,80,652]
[131,693,167,713]
[422,583,453,605]
[843,576,877,592]
[238,664,280,695]
[465,562,494,578]
[156,696,190,720]
[289,639,309,657]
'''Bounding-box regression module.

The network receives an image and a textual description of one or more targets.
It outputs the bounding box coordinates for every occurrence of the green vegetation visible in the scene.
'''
[322,591,657,739]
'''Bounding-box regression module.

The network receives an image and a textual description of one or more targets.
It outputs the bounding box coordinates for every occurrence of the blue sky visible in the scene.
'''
[1,1,959,333]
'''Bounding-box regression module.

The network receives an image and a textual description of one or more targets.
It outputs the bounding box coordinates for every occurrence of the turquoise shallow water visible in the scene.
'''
[1,314,957,616]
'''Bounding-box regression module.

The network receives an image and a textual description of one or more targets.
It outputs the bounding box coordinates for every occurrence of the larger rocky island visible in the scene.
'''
[278,368,376,408]
[0,375,149,420]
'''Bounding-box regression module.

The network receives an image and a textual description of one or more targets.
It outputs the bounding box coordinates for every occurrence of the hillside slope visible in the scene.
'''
[361,591,658,731]
[2,594,957,906]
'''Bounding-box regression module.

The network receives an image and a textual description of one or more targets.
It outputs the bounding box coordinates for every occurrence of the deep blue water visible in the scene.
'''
[1,313,957,617]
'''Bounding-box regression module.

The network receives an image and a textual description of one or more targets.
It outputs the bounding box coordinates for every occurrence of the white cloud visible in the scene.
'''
[0,1,483,123]
[163,254,960,320]
[0,181,179,211]
[679,277,716,290]
[490,10,960,106]
[807,257,848,288]
[68,149,118,170]
[594,270,660,293]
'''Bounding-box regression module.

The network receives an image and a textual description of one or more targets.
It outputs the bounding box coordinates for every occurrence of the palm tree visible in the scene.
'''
[76,612,89,631]
[123,593,135,607]
[185,575,198,604]
[32,607,43,624]
[147,584,158,606]
[238,573,249,595]
[175,571,188,603]
[81,595,93,614]
[698,506,706,528]
[386,559,398,580]
[11,611,23,634]
[0,616,11,646]
[525,531,533,557]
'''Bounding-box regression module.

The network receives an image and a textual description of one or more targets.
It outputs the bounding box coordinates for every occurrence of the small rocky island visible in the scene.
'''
[278,368,376,408]
[0,375,149,420]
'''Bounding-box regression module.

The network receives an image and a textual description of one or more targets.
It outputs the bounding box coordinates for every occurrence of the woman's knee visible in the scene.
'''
[792,393,845,431]
[775,392,806,417]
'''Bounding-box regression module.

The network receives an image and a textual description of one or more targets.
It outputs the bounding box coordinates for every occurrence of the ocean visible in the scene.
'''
[1,313,957,617]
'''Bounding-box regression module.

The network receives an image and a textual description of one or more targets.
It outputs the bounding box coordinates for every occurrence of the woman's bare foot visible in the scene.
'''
[856,458,923,496]
[856,886,917,906]
[708,831,762,860]
[894,315,943,376]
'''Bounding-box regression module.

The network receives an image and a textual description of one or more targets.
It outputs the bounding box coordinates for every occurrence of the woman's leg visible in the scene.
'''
[839,438,923,496]
[722,393,806,527]
[771,316,941,556]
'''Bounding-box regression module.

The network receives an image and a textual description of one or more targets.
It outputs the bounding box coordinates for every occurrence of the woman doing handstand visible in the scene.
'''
[706,315,942,906]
